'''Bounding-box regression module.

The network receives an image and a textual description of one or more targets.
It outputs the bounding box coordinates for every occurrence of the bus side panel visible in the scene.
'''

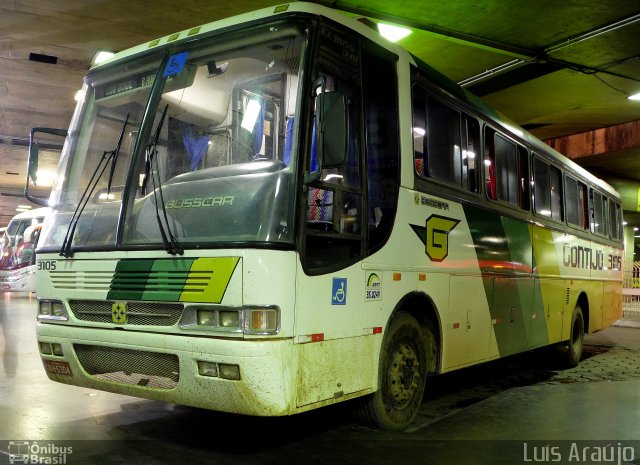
[444,275,492,367]
[592,242,623,331]
[295,336,376,407]
[532,226,568,346]
[603,281,622,328]
[293,261,386,407]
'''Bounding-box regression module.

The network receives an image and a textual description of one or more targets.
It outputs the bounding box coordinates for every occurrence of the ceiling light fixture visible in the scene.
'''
[628,92,640,101]
[92,51,115,65]
[378,24,412,42]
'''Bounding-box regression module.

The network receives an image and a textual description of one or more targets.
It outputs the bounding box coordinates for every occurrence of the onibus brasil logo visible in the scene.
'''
[8,441,73,464]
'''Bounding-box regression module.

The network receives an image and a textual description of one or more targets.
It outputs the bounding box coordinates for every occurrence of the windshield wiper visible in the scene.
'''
[145,105,183,256]
[107,113,130,194]
[60,114,129,258]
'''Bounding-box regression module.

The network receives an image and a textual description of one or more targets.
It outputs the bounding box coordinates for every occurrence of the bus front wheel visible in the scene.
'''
[359,312,431,431]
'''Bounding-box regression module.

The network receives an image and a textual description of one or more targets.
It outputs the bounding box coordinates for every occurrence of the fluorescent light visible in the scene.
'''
[241,99,261,132]
[35,170,57,187]
[16,207,30,212]
[93,51,115,65]
[628,92,640,101]
[17,205,32,210]
[412,127,425,137]
[378,23,411,42]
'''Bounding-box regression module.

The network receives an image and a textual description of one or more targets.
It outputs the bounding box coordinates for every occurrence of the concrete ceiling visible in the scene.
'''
[1,0,640,225]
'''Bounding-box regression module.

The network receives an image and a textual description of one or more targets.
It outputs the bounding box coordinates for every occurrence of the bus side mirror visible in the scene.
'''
[27,127,67,207]
[305,90,348,183]
[318,91,348,169]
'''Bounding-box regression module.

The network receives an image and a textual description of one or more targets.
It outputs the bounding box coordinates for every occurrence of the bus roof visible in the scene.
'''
[8,207,51,222]
[92,2,619,200]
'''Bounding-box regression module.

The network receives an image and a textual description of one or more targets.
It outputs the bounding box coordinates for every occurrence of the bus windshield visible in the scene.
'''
[40,24,305,252]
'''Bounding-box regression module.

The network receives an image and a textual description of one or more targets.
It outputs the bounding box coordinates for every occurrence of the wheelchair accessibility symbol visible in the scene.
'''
[331,278,347,305]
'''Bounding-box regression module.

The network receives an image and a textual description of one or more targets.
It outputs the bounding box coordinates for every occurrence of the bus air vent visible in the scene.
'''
[74,344,179,390]
[68,300,183,326]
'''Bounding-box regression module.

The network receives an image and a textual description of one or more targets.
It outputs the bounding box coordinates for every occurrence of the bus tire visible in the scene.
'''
[560,304,585,368]
[357,312,429,431]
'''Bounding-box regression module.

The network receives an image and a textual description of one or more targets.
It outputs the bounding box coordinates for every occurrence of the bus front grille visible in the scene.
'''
[68,300,183,326]
[74,344,179,390]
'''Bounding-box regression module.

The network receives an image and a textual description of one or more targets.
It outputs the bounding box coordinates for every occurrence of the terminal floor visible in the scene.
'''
[1,292,639,464]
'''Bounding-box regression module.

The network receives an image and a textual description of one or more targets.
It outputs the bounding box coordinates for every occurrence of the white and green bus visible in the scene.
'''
[30,2,623,430]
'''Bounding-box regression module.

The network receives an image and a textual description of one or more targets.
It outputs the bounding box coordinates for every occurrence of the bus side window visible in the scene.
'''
[411,88,426,176]
[486,129,528,210]
[609,199,620,241]
[463,116,480,193]
[565,175,580,227]
[412,87,478,193]
[484,139,496,200]
[591,190,606,236]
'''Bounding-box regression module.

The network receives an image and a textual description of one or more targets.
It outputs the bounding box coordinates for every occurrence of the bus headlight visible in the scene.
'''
[184,306,279,335]
[244,306,279,335]
[219,310,240,328]
[38,300,68,321]
[197,310,216,326]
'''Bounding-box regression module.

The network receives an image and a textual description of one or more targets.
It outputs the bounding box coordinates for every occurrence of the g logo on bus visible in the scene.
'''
[112,302,128,324]
[425,215,460,262]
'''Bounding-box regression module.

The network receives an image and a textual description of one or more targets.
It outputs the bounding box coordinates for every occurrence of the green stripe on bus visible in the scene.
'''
[108,258,195,301]
[107,259,155,300]
[141,258,194,301]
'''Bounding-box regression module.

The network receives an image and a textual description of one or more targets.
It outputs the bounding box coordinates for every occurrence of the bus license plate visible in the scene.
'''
[43,359,73,376]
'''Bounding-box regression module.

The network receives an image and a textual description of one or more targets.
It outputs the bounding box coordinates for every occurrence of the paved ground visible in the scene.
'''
[1,292,639,465]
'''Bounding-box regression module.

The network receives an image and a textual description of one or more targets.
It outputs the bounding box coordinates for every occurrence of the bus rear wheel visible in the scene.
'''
[358,312,431,431]
[559,304,584,368]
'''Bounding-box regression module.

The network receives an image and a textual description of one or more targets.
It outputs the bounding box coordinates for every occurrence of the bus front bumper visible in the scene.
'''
[36,323,295,416]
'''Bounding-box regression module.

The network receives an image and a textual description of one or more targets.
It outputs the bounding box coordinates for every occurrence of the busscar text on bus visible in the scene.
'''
[27,3,623,431]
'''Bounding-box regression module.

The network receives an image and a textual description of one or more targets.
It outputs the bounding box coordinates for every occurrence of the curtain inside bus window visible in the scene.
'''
[463,116,480,193]
[284,116,294,166]
[484,128,496,200]
[565,175,579,226]
[533,157,551,217]
[549,165,562,221]
[609,199,619,240]
[579,182,588,229]
[494,134,518,205]
[411,88,426,176]
[592,191,606,235]
[181,125,209,170]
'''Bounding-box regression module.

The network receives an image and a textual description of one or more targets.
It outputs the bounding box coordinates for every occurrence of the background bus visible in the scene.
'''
[29,3,622,431]
[0,208,48,292]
